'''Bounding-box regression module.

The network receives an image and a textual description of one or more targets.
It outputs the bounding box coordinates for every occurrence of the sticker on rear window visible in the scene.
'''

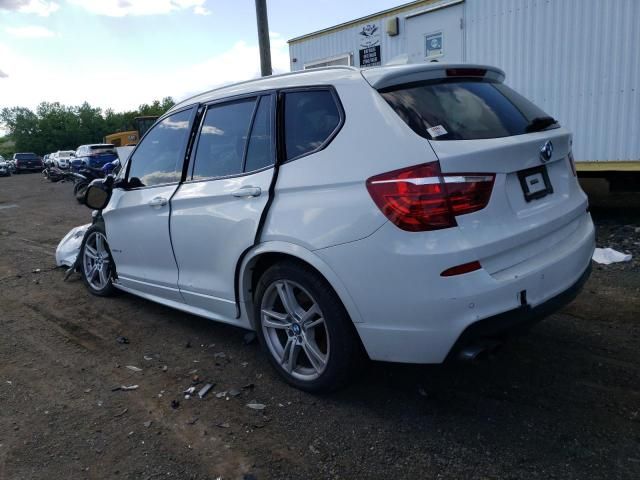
[427,125,448,138]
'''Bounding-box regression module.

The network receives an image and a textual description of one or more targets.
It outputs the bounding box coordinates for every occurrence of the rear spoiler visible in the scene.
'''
[361,63,505,91]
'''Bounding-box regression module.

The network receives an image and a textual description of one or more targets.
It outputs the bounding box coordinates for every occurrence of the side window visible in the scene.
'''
[127,108,193,187]
[191,99,256,180]
[284,90,341,161]
[244,96,274,172]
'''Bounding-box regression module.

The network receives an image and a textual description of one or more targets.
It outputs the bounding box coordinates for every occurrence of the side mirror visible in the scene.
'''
[85,178,113,210]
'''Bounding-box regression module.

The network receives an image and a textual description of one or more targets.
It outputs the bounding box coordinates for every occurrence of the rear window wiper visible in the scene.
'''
[525,116,558,133]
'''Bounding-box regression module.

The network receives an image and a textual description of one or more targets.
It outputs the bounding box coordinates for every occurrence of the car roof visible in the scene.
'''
[169,63,503,113]
[170,66,360,112]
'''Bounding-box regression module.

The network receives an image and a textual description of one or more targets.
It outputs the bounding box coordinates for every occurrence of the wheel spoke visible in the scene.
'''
[300,302,321,324]
[281,338,300,373]
[85,245,98,257]
[261,309,291,329]
[276,281,301,319]
[86,265,97,281]
[303,317,325,331]
[302,339,326,373]
[95,234,104,253]
[98,266,107,287]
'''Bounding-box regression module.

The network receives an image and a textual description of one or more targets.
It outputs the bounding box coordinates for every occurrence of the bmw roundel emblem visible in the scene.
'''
[540,141,554,163]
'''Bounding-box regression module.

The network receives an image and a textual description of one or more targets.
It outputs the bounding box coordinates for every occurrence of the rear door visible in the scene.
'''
[103,106,196,301]
[170,94,276,322]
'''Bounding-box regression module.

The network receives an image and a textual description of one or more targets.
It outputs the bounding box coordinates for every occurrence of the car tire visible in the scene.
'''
[254,261,366,392]
[80,224,116,297]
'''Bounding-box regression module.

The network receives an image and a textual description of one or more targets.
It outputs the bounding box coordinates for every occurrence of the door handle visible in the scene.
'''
[231,186,262,198]
[148,196,168,207]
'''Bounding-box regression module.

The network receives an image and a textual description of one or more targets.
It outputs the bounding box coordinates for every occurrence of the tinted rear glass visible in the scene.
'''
[284,90,341,161]
[380,79,556,140]
[15,153,38,160]
[90,145,115,153]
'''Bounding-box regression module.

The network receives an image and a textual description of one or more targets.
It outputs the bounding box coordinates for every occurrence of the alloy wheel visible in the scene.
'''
[82,231,112,291]
[260,279,330,381]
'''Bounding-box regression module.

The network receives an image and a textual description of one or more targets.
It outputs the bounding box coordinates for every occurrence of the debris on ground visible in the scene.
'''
[243,331,257,345]
[32,268,41,273]
[118,385,139,391]
[161,365,168,372]
[216,391,227,399]
[143,421,152,428]
[242,383,255,391]
[116,336,129,345]
[113,408,128,417]
[198,383,214,399]
[593,247,633,264]
[183,386,196,399]
[217,422,230,429]
[213,352,226,359]
[246,401,266,410]
[143,355,153,361]
[126,365,142,372]
[170,400,180,409]
[229,388,242,397]
[185,340,192,348]
[186,417,199,425]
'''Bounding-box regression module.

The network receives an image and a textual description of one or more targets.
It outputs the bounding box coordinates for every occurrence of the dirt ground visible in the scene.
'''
[0,173,638,480]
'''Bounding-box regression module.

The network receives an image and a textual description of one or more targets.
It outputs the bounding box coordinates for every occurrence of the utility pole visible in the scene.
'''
[254,0,272,76]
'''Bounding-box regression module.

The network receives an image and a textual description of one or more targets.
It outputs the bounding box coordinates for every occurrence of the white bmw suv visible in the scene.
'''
[80,64,595,391]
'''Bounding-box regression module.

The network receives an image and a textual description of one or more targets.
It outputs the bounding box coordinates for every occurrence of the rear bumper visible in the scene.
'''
[16,165,42,171]
[316,210,595,364]
[445,261,591,361]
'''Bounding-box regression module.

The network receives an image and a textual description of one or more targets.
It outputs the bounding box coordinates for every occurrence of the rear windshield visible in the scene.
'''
[379,79,557,140]
[90,145,116,154]
[15,153,38,159]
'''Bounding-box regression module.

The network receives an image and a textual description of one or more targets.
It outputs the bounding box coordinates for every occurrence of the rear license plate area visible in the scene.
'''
[518,165,553,202]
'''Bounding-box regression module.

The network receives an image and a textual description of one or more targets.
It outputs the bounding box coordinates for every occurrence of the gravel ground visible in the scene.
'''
[0,173,638,480]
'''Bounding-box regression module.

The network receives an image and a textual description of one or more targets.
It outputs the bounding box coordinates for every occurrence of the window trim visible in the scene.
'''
[304,53,352,70]
[122,104,197,191]
[280,85,345,164]
[184,92,277,184]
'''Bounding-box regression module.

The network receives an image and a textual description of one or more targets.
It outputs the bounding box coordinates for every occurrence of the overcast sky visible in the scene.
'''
[0,0,401,115]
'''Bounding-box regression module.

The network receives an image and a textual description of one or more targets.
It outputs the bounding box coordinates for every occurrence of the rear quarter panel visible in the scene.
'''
[261,74,441,250]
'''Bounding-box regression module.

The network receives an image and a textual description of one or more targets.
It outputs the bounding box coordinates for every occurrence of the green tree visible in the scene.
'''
[0,97,176,155]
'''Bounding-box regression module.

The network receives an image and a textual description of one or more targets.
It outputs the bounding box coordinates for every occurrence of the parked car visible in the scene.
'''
[0,158,10,177]
[54,150,75,169]
[43,154,54,168]
[78,64,595,392]
[72,144,118,171]
[13,152,43,173]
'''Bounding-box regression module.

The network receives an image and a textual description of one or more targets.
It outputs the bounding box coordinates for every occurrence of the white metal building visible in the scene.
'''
[288,0,640,171]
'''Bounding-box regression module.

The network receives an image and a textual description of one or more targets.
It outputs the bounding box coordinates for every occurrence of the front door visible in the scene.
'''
[103,107,195,302]
[406,3,464,64]
[170,95,276,324]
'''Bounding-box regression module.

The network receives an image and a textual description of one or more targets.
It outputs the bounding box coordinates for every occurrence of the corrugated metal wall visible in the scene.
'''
[465,0,640,162]
[290,0,640,162]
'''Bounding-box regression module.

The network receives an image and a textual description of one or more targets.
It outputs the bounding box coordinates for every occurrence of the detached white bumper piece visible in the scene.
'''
[55,224,91,267]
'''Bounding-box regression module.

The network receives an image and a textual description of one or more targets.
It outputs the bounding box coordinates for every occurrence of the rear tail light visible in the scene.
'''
[366,161,494,232]
[567,151,577,177]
